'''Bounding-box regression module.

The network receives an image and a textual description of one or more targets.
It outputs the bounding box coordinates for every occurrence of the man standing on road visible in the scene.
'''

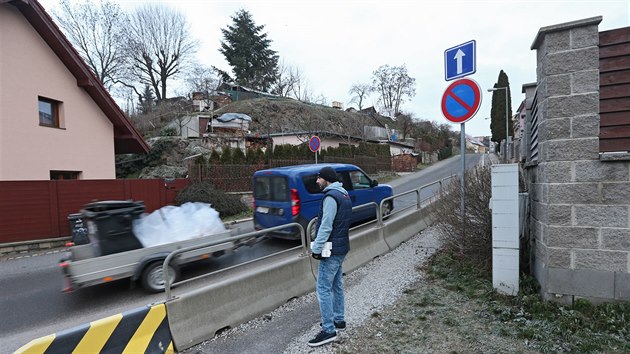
[308,166,352,347]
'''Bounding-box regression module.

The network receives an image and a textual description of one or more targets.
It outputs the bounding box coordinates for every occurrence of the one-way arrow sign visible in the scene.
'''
[444,40,476,81]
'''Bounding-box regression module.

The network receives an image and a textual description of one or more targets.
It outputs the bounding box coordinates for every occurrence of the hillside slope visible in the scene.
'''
[213,97,392,138]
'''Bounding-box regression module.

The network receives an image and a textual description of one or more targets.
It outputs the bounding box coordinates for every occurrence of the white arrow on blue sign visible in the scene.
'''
[444,40,476,81]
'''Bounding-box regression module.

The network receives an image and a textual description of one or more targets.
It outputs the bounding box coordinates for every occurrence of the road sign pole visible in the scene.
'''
[461,123,466,241]
[309,135,321,163]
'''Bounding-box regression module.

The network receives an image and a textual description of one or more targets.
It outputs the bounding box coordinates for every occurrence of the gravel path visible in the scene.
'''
[186,226,453,353]
[281,227,441,354]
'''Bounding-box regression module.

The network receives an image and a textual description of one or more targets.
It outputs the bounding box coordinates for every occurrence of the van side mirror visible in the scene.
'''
[370,180,378,187]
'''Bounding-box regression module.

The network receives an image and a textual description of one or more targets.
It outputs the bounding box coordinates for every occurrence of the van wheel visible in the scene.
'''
[382,201,393,219]
[141,261,179,293]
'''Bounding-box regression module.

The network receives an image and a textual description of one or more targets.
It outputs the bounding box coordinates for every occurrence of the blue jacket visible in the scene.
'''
[311,182,351,255]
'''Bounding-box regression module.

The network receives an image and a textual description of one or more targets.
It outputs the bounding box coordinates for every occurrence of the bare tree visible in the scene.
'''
[53,0,128,90]
[185,65,219,95]
[348,82,371,110]
[124,4,199,102]
[183,65,221,110]
[287,67,307,100]
[173,113,194,136]
[273,60,301,97]
[371,64,416,116]
[395,111,415,141]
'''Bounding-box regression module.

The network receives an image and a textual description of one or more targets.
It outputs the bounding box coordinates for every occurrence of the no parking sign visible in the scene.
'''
[308,136,321,152]
[441,78,482,124]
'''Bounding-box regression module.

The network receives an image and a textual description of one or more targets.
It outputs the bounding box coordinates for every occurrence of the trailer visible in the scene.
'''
[58,200,237,293]
[59,231,235,293]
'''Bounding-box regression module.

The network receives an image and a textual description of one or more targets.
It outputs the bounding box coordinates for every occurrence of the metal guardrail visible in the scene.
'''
[162,223,305,300]
[378,174,457,226]
[161,173,458,300]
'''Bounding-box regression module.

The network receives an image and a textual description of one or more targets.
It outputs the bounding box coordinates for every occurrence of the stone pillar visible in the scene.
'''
[527,17,630,303]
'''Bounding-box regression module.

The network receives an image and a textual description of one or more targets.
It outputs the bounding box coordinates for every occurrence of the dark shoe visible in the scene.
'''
[307,330,337,347]
[320,321,346,331]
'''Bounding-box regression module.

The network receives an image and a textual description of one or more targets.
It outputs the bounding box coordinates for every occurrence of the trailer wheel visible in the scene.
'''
[140,261,179,293]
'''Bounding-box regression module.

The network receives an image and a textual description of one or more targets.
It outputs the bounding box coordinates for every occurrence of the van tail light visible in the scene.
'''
[252,197,255,210]
[291,188,300,216]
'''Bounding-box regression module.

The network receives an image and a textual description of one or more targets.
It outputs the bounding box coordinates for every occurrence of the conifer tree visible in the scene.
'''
[232,148,245,164]
[219,10,279,92]
[209,149,221,165]
[220,147,233,164]
[489,70,513,152]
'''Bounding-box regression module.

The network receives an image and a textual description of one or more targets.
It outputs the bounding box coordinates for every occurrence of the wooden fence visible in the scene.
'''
[0,178,189,244]
[1,156,393,244]
[187,156,393,192]
[599,26,630,152]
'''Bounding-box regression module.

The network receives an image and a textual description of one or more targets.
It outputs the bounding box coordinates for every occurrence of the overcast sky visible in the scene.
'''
[38,0,629,137]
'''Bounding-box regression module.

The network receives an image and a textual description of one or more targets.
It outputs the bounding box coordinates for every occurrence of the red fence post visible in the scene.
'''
[49,181,60,238]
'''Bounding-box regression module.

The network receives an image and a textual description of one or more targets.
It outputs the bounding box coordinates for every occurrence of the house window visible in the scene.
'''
[39,97,61,128]
[50,170,81,180]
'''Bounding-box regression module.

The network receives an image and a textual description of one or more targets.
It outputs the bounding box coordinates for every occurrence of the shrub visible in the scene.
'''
[220,146,233,164]
[209,149,221,164]
[160,127,178,136]
[429,165,493,271]
[232,148,245,164]
[175,179,247,217]
[245,148,256,164]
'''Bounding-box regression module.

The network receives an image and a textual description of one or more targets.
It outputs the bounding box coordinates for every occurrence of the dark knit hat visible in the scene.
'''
[318,167,338,183]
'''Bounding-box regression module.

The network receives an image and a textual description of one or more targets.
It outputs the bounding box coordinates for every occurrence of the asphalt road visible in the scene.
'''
[1,154,487,353]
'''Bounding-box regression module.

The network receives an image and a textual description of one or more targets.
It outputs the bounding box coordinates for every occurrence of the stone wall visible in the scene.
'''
[526,17,630,303]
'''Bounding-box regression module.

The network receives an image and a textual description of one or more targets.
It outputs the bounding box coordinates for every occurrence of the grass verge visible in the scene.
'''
[425,250,630,353]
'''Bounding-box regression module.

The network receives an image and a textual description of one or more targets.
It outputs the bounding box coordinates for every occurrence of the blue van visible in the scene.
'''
[252,163,393,240]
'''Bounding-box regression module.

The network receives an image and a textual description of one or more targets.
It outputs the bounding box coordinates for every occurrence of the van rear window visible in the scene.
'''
[254,176,289,201]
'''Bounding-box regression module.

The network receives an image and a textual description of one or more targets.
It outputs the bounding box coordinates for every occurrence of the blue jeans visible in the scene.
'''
[316,254,346,334]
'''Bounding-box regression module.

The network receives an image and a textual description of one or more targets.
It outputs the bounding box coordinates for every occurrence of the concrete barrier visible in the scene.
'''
[343,223,389,274]
[16,303,173,354]
[383,209,431,249]
[166,248,315,351]
[167,207,432,351]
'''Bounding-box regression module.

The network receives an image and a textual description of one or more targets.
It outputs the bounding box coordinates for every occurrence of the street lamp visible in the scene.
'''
[487,86,509,162]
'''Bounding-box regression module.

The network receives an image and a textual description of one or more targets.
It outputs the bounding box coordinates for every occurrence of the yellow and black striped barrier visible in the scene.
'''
[15,303,173,354]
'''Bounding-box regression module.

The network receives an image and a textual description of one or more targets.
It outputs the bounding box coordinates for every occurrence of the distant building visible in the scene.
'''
[217,83,282,102]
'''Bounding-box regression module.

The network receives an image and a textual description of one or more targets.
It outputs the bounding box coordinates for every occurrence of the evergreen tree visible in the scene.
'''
[139,84,155,114]
[273,144,286,159]
[219,10,279,92]
[489,70,513,152]
[245,148,256,164]
[255,147,265,164]
[209,149,221,165]
[220,146,233,164]
[232,148,245,164]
